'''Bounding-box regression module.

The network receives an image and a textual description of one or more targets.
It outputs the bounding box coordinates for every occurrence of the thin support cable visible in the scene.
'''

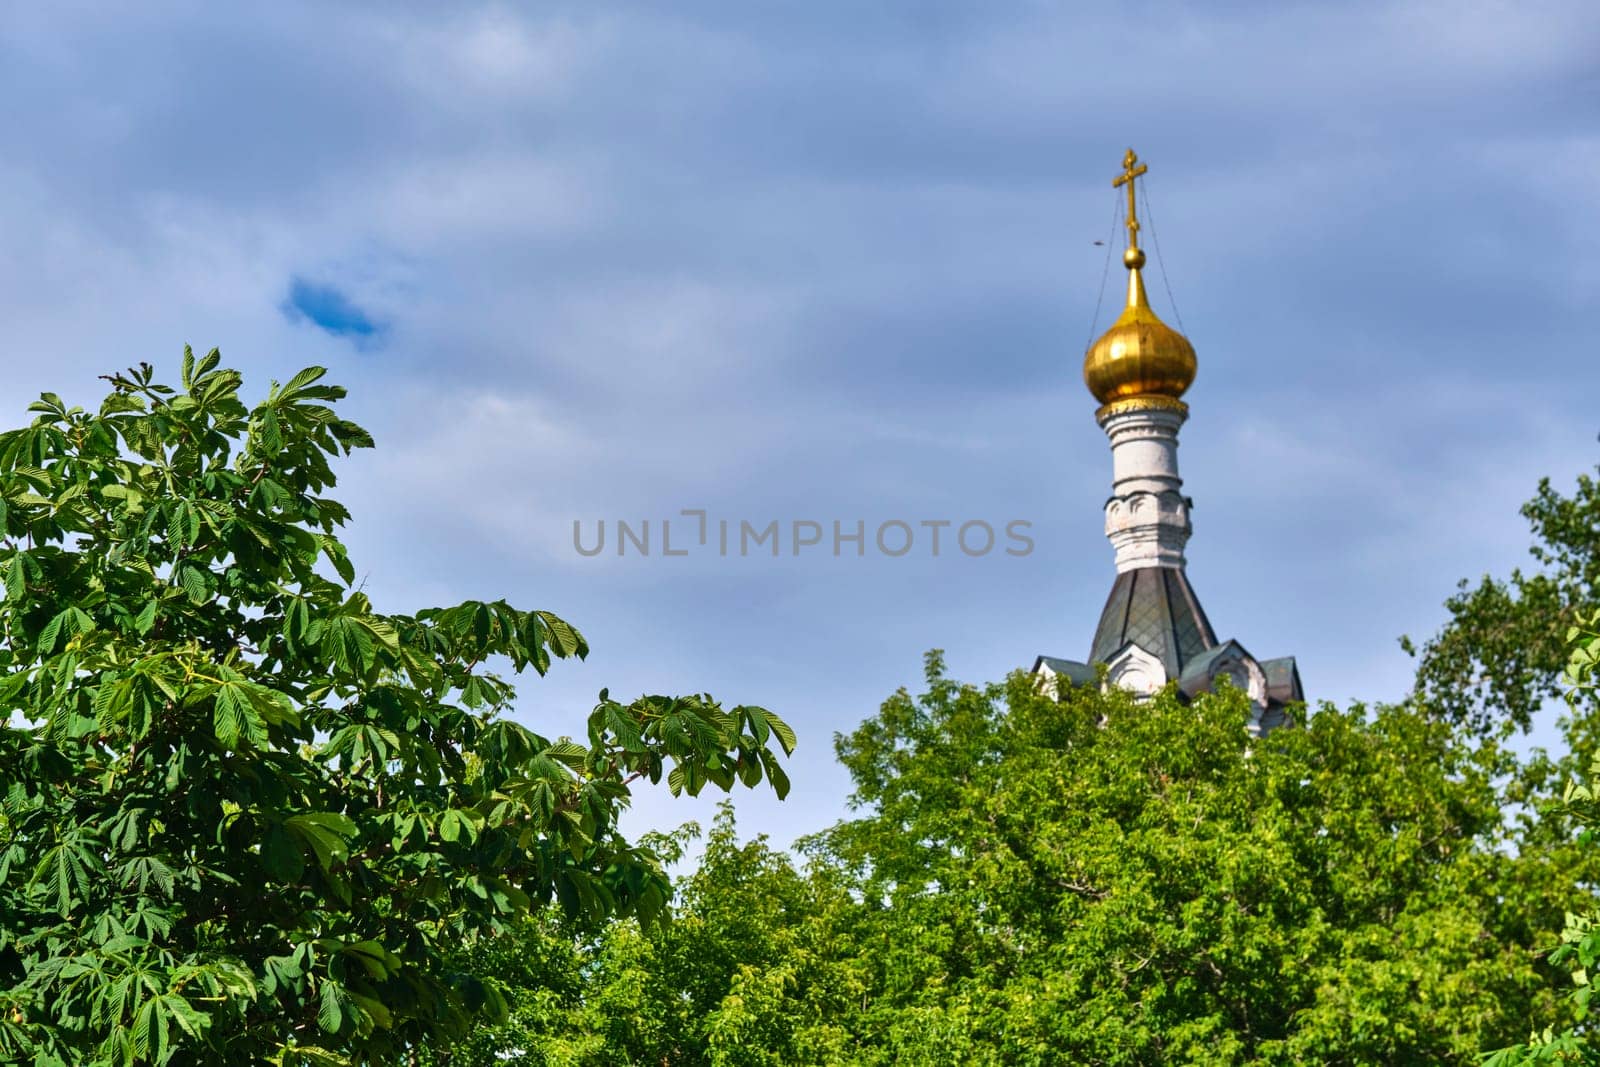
[1085,193,1122,352]
[1140,178,1187,336]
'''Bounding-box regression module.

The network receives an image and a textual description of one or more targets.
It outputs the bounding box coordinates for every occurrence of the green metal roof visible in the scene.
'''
[1031,656,1097,686]
[1089,566,1217,678]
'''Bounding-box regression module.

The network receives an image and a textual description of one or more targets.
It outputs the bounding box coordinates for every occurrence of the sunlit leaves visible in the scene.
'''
[1483,614,1600,1066]
[37,605,94,654]
[316,978,349,1035]
[28,833,100,916]
[586,694,797,800]
[1565,608,1600,692]
[0,354,793,1066]
[1406,467,1600,735]
[438,809,480,845]
[211,681,268,749]
[320,615,376,676]
[625,653,1600,1066]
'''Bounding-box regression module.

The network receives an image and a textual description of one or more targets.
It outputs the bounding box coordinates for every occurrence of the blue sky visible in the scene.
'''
[1,1,1596,848]
[283,278,381,341]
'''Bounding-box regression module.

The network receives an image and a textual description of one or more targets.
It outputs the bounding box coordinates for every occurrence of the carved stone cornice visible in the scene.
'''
[1095,395,1189,423]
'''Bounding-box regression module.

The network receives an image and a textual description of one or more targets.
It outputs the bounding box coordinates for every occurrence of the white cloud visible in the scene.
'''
[360,151,605,247]
[0,0,1594,845]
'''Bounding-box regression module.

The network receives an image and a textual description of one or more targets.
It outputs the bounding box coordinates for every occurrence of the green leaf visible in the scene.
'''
[213,682,268,749]
[606,703,646,752]
[262,823,305,883]
[321,616,376,675]
[317,979,346,1034]
[321,535,355,585]
[439,809,463,843]
[286,813,357,873]
[2,554,24,601]
[37,610,65,654]
[439,809,480,845]
[537,610,588,660]
[758,749,791,800]
[177,563,209,604]
[281,365,328,397]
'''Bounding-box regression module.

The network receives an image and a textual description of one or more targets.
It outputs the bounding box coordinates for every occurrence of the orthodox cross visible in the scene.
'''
[1111,148,1148,249]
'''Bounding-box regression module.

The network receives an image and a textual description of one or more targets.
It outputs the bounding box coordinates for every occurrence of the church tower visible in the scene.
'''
[1033,150,1303,734]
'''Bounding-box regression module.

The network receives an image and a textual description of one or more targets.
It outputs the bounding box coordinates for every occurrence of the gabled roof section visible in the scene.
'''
[1031,655,1097,687]
[1176,643,1304,717]
[1101,640,1170,696]
[1176,638,1253,698]
[1260,656,1304,706]
[1089,566,1218,679]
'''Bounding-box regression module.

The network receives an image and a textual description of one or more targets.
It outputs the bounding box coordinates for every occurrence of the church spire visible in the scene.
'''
[1084,151,1200,571]
[1032,148,1303,731]
[1085,150,1217,687]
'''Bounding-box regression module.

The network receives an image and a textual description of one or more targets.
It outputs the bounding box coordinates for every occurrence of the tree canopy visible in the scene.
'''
[402,459,1600,1064]
[1485,607,1600,1065]
[5,349,1597,1064]
[814,660,1594,1063]
[0,353,795,1066]
[1405,466,1600,736]
[439,651,1600,1064]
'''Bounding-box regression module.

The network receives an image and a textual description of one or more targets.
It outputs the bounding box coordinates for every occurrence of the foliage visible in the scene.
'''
[439,652,1598,1065]
[0,353,795,1066]
[422,810,863,1066]
[804,656,1589,1065]
[1404,467,1600,736]
[1484,608,1600,1065]
[411,464,1600,1063]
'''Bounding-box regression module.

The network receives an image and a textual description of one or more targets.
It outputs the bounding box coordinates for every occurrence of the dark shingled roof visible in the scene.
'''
[1176,641,1243,698]
[1031,656,1097,687]
[1033,566,1305,714]
[1089,566,1218,679]
[1260,656,1304,706]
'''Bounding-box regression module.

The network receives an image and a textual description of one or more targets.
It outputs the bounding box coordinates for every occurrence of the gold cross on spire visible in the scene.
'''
[1111,148,1148,255]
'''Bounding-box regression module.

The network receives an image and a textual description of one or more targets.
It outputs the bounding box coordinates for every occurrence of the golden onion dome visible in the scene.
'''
[1083,150,1196,406]
[1083,255,1196,404]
